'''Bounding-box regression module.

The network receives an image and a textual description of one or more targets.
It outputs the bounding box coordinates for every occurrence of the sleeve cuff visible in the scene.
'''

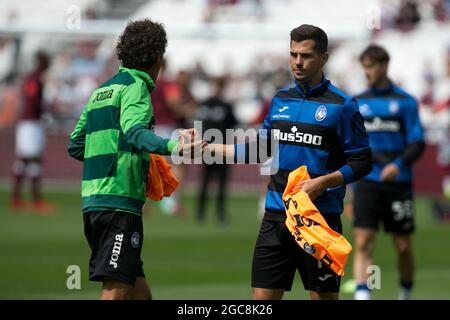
[392,158,404,170]
[339,164,355,184]
[166,140,179,154]
[234,143,247,163]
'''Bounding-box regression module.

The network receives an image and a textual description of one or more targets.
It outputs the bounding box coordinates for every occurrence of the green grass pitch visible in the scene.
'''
[1,188,449,299]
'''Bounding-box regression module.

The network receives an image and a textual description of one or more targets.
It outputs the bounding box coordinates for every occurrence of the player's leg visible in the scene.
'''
[216,164,229,224]
[101,277,134,300]
[197,164,211,222]
[252,288,284,300]
[353,228,377,300]
[26,157,54,213]
[10,158,26,209]
[385,186,415,300]
[11,121,29,209]
[392,234,414,300]
[102,277,151,300]
[131,277,152,300]
[130,259,151,299]
[252,213,296,300]
[352,181,381,300]
[26,158,41,201]
[309,291,338,300]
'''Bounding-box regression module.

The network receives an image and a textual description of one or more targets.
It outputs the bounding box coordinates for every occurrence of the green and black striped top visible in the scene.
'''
[68,66,178,215]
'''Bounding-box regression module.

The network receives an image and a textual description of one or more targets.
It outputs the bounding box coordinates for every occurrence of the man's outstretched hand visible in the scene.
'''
[177,128,207,159]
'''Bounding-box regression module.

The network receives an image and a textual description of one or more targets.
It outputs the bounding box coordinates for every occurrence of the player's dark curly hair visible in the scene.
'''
[116,19,167,70]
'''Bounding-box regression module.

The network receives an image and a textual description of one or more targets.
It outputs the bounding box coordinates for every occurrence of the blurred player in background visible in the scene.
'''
[68,19,203,300]
[206,24,372,300]
[352,44,425,300]
[10,50,55,213]
[195,75,237,225]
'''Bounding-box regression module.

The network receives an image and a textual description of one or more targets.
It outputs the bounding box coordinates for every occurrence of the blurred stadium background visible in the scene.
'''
[1,0,450,299]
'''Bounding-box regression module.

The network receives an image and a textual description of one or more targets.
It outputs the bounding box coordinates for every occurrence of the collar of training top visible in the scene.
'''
[369,80,395,95]
[294,74,330,97]
[118,66,156,91]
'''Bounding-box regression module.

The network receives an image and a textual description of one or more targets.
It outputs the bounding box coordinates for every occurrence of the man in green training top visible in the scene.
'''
[68,19,203,300]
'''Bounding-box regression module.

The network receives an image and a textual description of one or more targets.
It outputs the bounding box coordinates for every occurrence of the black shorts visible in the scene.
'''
[353,180,415,234]
[252,211,342,292]
[83,210,145,286]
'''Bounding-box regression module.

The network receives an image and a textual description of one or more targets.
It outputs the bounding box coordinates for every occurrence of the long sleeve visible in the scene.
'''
[120,82,178,155]
[68,108,87,161]
[393,98,425,169]
[234,99,273,164]
[337,98,373,184]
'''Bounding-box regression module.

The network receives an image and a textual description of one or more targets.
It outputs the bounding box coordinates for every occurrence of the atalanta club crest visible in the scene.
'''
[315,105,327,121]
[131,232,140,248]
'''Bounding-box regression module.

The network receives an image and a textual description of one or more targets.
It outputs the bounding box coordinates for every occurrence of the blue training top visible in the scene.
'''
[355,82,424,184]
[235,76,371,216]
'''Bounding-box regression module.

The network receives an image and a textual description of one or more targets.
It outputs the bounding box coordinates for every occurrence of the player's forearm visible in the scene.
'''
[68,128,86,162]
[338,150,373,184]
[204,144,235,161]
[316,171,345,189]
[67,138,85,161]
[125,124,177,155]
[394,141,425,167]
[68,110,87,161]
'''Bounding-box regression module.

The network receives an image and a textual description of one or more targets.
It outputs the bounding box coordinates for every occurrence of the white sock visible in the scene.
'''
[354,289,371,300]
[398,288,412,300]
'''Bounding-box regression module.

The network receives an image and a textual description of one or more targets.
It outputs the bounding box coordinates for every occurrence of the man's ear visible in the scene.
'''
[381,61,389,75]
[321,52,329,66]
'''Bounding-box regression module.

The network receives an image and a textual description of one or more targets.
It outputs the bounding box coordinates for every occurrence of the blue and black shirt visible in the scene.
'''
[355,82,425,185]
[235,76,372,216]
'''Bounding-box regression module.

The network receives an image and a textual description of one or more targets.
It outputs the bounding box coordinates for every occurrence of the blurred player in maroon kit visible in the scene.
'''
[10,51,55,213]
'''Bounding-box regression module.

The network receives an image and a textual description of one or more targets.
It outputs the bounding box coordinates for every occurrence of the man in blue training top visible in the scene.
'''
[206,24,372,300]
[352,45,425,300]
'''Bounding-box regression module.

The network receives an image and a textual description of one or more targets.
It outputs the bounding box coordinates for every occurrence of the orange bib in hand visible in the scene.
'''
[282,166,352,276]
[146,154,180,201]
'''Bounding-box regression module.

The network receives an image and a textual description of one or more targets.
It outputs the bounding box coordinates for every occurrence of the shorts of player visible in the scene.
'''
[252,211,342,293]
[353,180,415,234]
[83,210,145,286]
[15,120,45,158]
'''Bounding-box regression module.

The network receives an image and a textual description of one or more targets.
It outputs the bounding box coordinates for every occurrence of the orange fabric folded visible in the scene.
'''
[282,166,352,276]
[146,154,180,201]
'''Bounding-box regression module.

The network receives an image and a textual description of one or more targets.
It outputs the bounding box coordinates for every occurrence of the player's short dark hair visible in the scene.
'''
[116,19,167,70]
[290,24,328,54]
[359,44,390,64]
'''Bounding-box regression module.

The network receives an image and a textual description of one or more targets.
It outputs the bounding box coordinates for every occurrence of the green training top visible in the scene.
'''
[68,66,179,215]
